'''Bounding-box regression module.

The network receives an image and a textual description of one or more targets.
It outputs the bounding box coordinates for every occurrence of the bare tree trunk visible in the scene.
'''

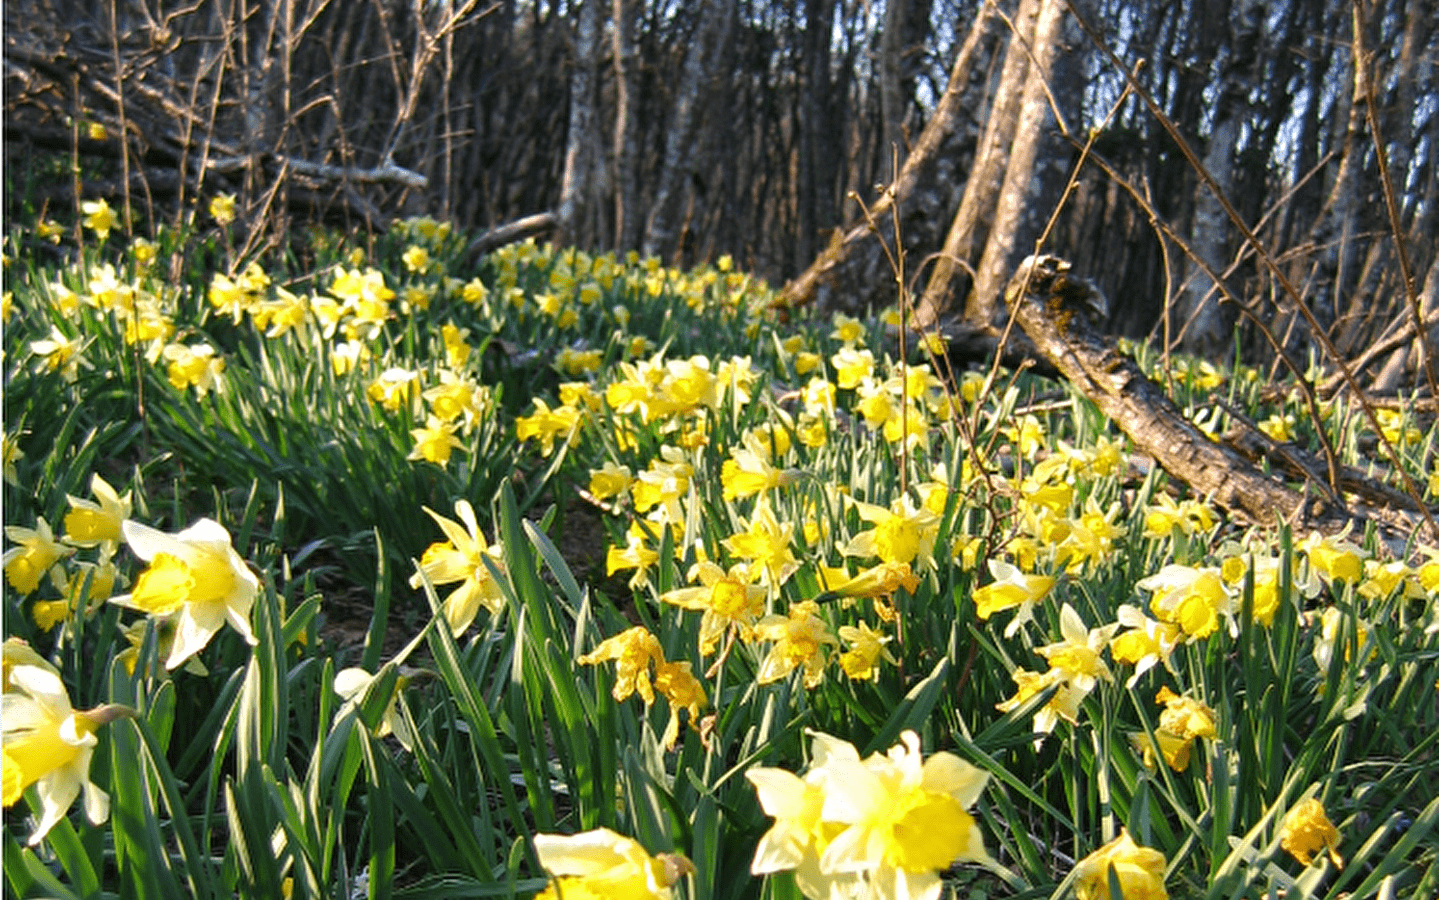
[1174,0,1263,355]
[611,0,640,252]
[642,0,734,259]
[912,0,1041,328]
[556,0,603,247]
[880,0,911,170]
[776,2,999,314]
[966,0,1076,325]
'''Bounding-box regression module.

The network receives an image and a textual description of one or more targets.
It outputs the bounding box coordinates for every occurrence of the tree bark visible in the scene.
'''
[610,0,640,252]
[1173,0,1263,355]
[911,0,1041,328]
[556,0,604,247]
[642,0,734,259]
[775,2,1000,314]
[965,0,1076,325]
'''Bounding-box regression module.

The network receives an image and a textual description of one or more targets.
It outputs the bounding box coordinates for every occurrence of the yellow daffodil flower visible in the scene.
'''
[1136,564,1232,641]
[1071,829,1169,900]
[971,559,1056,638]
[587,462,633,501]
[533,827,690,900]
[62,474,131,550]
[753,601,837,688]
[333,667,414,751]
[837,621,897,681]
[408,415,464,466]
[4,518,75,595]
[81,198,117,240]
[208,193,237,225]
[2,658,132,845]
[109,518,259,669]
[409,500,506,635]
[843,497,939,569]
[1109,605,1180,687]
[578,626,664,704]
[659,561,766,655]
[1036,603,1118,692]
[1280,797,1343,867]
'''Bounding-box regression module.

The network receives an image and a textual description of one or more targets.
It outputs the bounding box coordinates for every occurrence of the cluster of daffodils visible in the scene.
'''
[2,472,257,673]
[746,729,996,900]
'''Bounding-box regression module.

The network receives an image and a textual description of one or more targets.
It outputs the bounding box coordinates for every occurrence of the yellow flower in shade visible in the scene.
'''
[1071,830,1169,900]
[81,198,117,240]
[440,323,472,367]
[1130,727,1196,772]
[1142,494,1218,540]
[587,462,633,501]
[2,659,132,845]
[579,626,665,704]
[367,366,420,413]
[605,522,661,588]
[3,433,23,486]
[1036,603,1118,692]
[653,660,707,749]
[659,561,766,655]
[62,475,132,550]
[30,327,87,381]
[1299,529,1365,586]
[163,342,225,395]
[1109,605,1180,687]
[843,497,939,568]
[1136,564,1232,641]
[326,339,366,378]
[971,559,1056,638]
[837,621,897,681]
[408,416,464,466]
[830,313,866,346]
[109,518,259,669]
[1280,797,1343,867]
[815,730,994,900]
[4,518,75,595]
[208,193,237,225]
[422,372,487,426]
[831,346,874,389]
[533,827,691,900]
[333,667,414,751]
[401,244,430,274]
[409,501,506,635]
[753,601,838,688]
[1155,686,1216,740]
[1310,606,1374,672]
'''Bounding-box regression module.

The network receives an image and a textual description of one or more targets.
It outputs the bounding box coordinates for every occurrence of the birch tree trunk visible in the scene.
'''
[610,0,640,252]
[556,0,603,247]
[776,3,1000,314]
[966,0,1076,325]
[1174,0,1262,355]
[642,0,734,259]
[911,0,1041,328]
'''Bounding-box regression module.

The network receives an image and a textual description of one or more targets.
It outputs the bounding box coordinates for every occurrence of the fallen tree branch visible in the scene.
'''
[1004,254,1362,535]
[465,212,557,259]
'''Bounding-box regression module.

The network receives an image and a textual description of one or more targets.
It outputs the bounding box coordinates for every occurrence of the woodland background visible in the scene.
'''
[4,0,1436,375]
